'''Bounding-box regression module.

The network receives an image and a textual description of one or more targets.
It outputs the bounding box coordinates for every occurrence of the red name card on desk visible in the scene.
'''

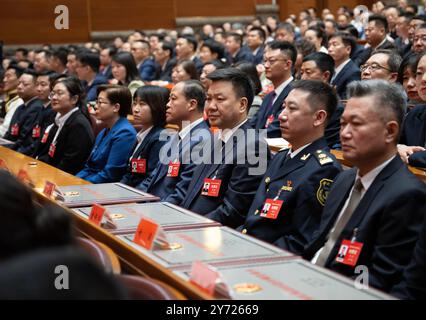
[189,261,220,295]
[133,218,159,250]
[43,180,57,197]
[0,159,9,170]
[89,203,106,226]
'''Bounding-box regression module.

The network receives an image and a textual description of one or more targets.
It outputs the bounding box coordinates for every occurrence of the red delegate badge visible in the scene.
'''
[48,143,56,158]
[260,198,283,219]
[11,123,19,136]
[131,158,146,173]
[335,239,364,267]
[32,125,41,138]
[167,161,180,177]
[201,178,222,197]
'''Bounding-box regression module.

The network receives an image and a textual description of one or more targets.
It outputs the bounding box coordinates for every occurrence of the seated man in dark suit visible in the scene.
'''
[392,215,426,300]
[247,27,266,65]
[250,41,296,138]
[137,80,211,205]
[305,80,426,293]
[239,80,342,255]
[328,32,360,100]
[3,69,43,155]
[75,51,107,103]
[180,68,269,228]
[131,40,157,82]
[300,52,344,149]
[225,32,254,65]
[175,35,204,75]
[354,14,396,67]
[153,41,176,82]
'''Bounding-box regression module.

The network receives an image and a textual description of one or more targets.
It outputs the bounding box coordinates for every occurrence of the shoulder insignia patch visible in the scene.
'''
[316,178,333,206]
[314,150,334,166]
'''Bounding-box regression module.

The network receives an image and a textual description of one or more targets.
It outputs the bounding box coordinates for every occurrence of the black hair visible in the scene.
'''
[268,40,297,66]
[234,62,262,95]
[302,52,335,83]
[111,52,140,85]
[180,80,206,113]
[76,51,101,73]
[133,85,169,127]
[368,14,389,33]
[207,68,254,107]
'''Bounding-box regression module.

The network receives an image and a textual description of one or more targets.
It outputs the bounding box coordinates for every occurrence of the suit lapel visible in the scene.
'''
[271,81,293,115]
[332,61,352,86]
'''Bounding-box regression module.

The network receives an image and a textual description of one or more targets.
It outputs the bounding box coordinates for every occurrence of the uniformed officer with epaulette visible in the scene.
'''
[237,80,343,255]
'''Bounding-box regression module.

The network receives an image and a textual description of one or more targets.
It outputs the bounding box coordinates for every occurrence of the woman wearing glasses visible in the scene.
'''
[76,84,137,183]
[34,76,94,175]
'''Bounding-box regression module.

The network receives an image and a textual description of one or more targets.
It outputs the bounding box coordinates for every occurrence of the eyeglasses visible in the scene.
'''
[360,63,392,72]
[48,90,67,100]
[263,58,287,65]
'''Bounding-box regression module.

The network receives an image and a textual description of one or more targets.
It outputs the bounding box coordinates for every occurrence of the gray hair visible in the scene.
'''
[347,80,406,140]
[370,49,402,73]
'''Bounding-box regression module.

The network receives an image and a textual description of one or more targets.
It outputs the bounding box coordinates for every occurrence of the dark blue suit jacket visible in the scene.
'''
[227,46,255,65]
[324,103,344,149]
[239,137,342,255]
[180,121,270,228]
[120,126,166,187]
[137,120,212,205]
[392,213,426,299]
[331,60,360,100]
[85,74,108,102]
[138,57,157,81]
[29,103,56,157]
[4,97,43,155]
[77,117,137,183]
[252,45,265,65]
[303,156,426,292]
[400,104,426,168]
[250,81,293,139]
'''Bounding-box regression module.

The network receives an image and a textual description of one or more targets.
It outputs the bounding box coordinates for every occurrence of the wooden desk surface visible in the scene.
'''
[0,146,90,188]
[0,146,210,300]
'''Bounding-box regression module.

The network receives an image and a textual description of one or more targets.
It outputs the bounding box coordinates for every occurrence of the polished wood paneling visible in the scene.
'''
[89,0,175,31]
[175,0,256,17]
[278,0,317,21]
[0,0,90,45]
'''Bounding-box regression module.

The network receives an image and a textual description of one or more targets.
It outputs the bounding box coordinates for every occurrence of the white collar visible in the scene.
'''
[334,59,351,76]
[55,107,79,127]
[218,119,247,144]
[288,143,312,158]
[136,126,153,143]
[355,155,396,193]
[273,76,294,102]
[178,117,204,140]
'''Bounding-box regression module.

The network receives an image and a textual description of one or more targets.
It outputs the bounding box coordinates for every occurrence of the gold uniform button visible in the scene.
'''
[254,209,259,215]
[265,177,270,184]
[242,228,247,234]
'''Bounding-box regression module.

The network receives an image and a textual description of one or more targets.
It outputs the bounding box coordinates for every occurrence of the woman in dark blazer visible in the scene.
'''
[121,85,169,187]
[34,76,94,175]
[76,85,137,183]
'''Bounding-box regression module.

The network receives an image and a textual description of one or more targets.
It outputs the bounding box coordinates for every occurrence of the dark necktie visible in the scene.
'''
[315,178,364,267]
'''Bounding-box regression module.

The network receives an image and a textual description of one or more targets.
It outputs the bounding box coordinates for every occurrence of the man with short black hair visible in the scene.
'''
[355,15,396,66]
[225,32,254,65]
[250,40,296,138]
[239,80,342,254]
[328,32,360,99]
[301,52,344,149]
[75,51,107,102]
[4,69,43,155]
[49,47,68,74]
[181,68,269,228]
[131,40,156,81]
[247,27,266,65]
[305,80,426,293]
[137,80,211,205]
[175,35,203,74]
[99,46,116,80]
[33,50,51,73]
[153,41,176,82]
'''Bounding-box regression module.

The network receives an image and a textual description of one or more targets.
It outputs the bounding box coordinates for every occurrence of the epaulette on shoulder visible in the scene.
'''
[313,150,334,166]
